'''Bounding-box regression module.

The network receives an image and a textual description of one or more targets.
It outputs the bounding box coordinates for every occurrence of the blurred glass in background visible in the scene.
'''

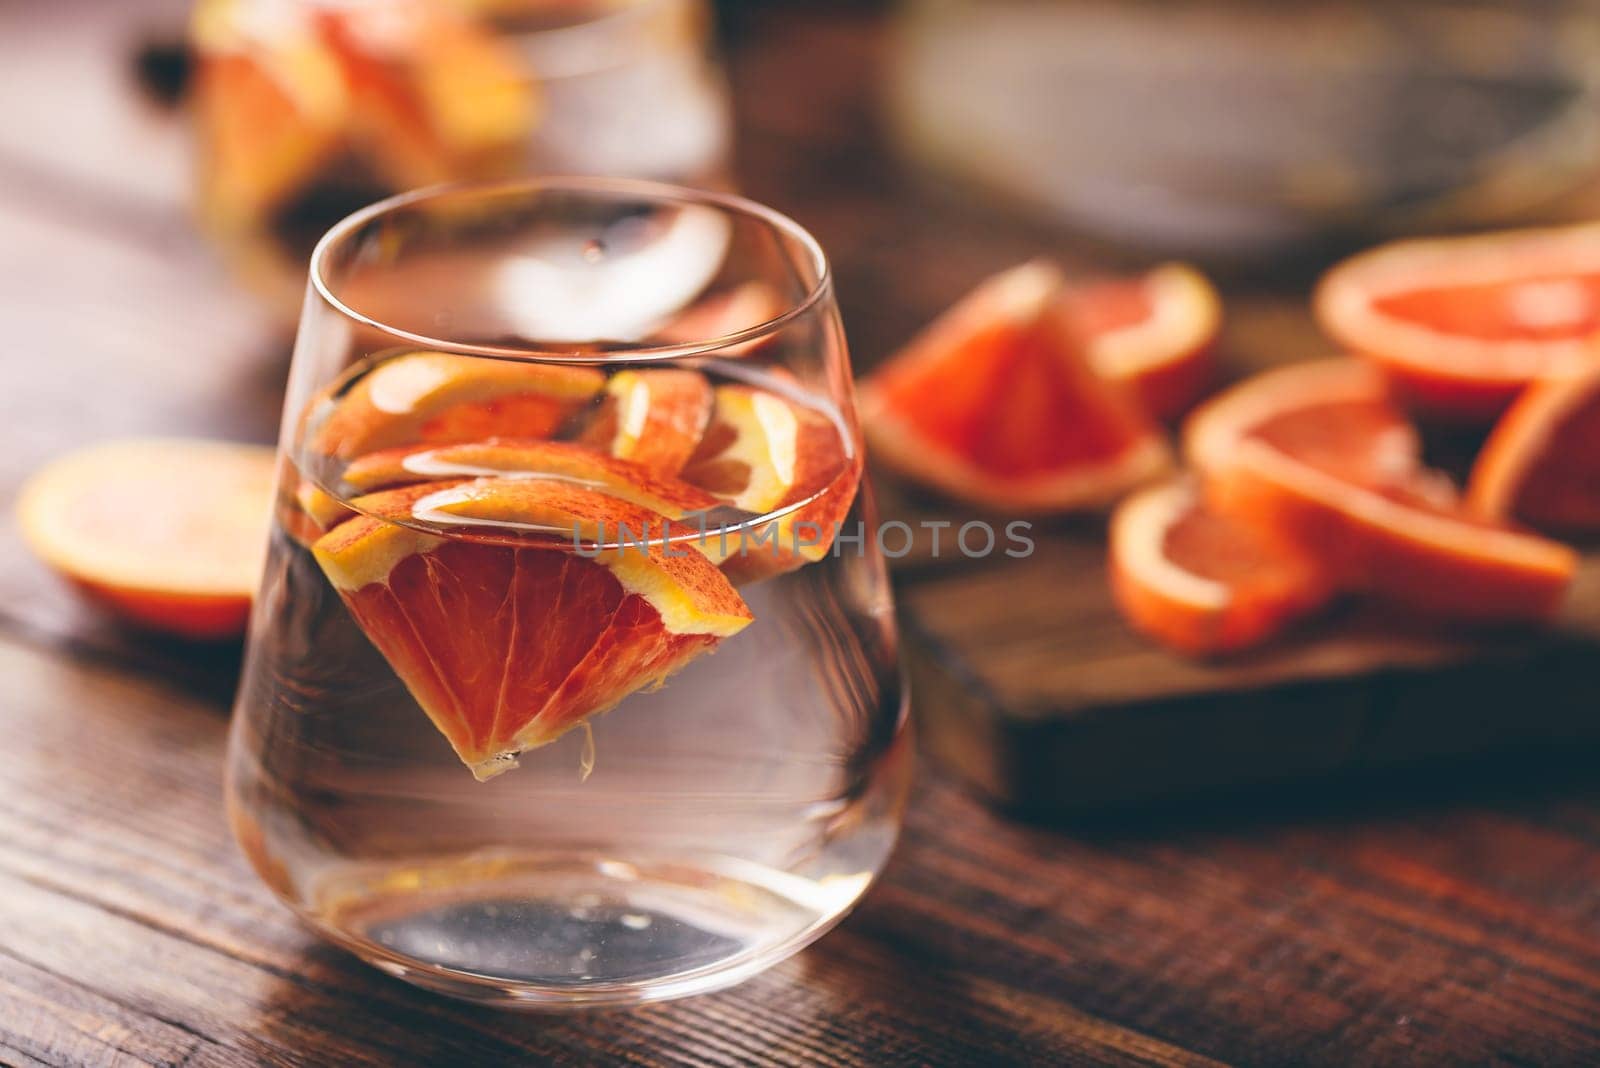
[191,0,731,314]
[891,0,1600,257]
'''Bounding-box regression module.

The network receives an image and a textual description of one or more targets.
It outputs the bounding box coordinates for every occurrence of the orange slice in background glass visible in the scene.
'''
[191,0,350,229]
[1067,262,1220,422]
[858,260,1171,512]
[17,438,275,640]
[575,369,714,477]
[1109,480,1331,656]
[313,478,752,780]
[680,384,861,583]
[1315,224,1600,421]
[337,438,718,533]
[310,351,604,460]
[1469,359,1600,533]
[1185,359,1576,622]
[314,2,536,190]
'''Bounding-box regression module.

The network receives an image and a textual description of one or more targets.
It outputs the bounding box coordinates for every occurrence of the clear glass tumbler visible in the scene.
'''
[226,177,912,1009]
[191,0,733,314]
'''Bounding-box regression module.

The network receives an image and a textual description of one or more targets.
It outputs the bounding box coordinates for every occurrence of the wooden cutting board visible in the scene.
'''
[881,304,1600,816]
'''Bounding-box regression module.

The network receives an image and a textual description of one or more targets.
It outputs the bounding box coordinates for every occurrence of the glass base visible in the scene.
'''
[300,851,882,1009]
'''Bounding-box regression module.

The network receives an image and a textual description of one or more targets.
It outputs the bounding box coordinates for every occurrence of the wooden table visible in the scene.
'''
[2,3,1599,1064]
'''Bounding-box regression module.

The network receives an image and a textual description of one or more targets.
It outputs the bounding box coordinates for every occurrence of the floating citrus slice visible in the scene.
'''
[1109,480,1330,656]
[311,351,604,459]
[1315,224,1600,420]
[17,438,275,640]
[1469,360,1600,533]
[858,261,1171,512]
[1186,360,1576,621]
[314,478,752,780]
[575,369,714,477]
[341,439,719,518]
[1068,263,1220,421]
[679,385,860,582]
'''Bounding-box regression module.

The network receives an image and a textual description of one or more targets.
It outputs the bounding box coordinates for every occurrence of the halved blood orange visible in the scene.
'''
[313,478,753,780]
[1469,360,1600,532]
[1186,359,1576,621]
[1067,263,1220,421]
[340,438,719,516]
[575,369,713,476]
[311,351,604,459]
[858,261,1171,512]
[1316,225,1600,420]
[17,438,275,640]
[680,384,861,583]
[1109,480,1331,656]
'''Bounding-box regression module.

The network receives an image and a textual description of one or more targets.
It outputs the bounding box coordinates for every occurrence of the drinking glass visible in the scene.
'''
[191,0,732,315]
[226,177,912,1008]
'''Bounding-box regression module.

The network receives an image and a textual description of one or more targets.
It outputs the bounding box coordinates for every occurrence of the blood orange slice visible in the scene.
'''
[858,261,1171,512]
[1315,225,1600,420]
[1068,263,1220,421]
[340,439,719,516]
[575,369,713,477]
[1186,360,1576,622]
[313,478,752,780]
[311,351,604,459]
[680,384,861,583]
[1469,360,1600,532]
[17,438,275,640]
[1109,480,1331,656]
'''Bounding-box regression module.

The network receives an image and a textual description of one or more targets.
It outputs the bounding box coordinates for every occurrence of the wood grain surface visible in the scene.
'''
[1,2,1599,1065]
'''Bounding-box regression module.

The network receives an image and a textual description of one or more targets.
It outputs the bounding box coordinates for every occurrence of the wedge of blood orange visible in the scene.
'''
[18,438,275,640]
[1067,263,1220,421]
[1186,359,1576,621]
[1469,360,1600,532]
[341,438,718,517]
[1109,480,1331,656]
[311,351,604,459]
[313,478,752,780]
[859,261,1171,512]
[575,369,713,477]
[1316,225,1600,420]
[679,384,861,583]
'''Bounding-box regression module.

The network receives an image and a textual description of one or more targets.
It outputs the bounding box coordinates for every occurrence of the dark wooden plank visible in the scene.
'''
[0,633,1218,1067]
[3,631,1599,1065]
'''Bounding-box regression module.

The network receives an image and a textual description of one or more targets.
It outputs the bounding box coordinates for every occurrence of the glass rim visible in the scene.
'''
[307,175,833,364]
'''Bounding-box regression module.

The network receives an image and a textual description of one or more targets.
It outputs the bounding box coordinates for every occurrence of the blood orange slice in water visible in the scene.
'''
[680,384,861,583]
[311,351,604,460]
[313,478,752,780]
[339,438,719,517]
[575,369,714,477]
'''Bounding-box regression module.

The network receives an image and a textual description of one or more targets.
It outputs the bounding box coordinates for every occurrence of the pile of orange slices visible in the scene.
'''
[861,232,1600,658]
